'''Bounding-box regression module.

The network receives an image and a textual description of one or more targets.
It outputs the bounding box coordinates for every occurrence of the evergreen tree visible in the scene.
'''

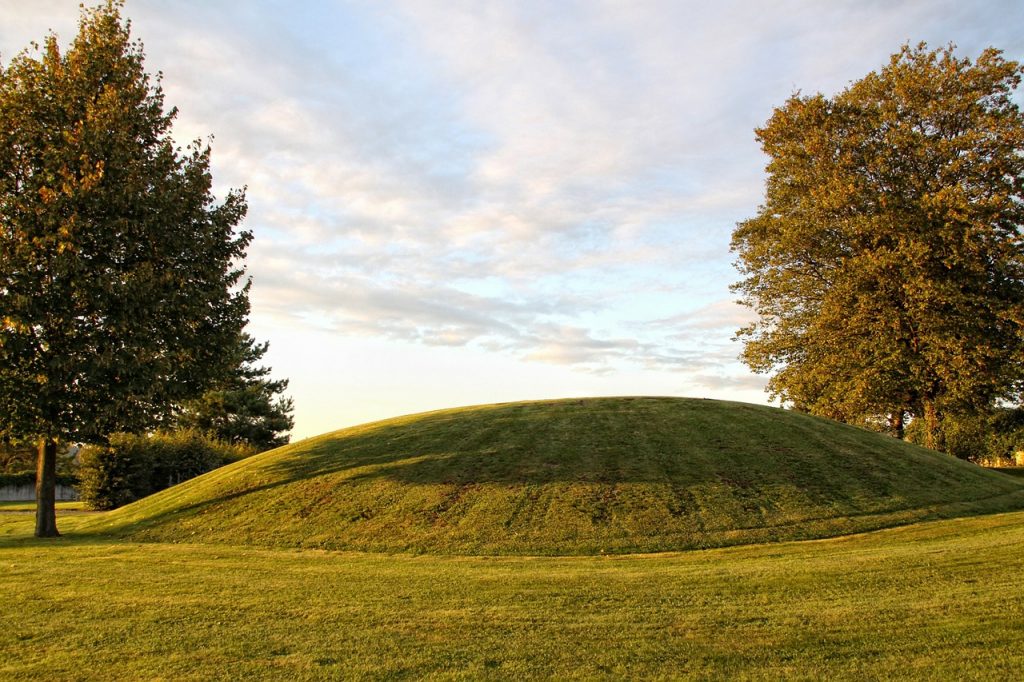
[0,2,251,536]
[175,334,294,451]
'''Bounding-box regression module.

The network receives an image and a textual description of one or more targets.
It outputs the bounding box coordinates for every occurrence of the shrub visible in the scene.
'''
[905,408,1024,466]
[938,414,989,462]
[78,434,150,510]
[78,430,255,510]
[982,409,1024,467]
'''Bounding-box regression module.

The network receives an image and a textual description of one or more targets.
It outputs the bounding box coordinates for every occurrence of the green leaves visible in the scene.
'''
[0,1,251,444]
[732,44,1024,445]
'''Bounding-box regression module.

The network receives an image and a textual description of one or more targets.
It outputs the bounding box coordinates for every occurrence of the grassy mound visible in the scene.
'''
[78,397,1024,554]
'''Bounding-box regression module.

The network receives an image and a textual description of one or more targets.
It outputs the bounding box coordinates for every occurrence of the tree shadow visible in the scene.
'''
[64,397,1024,540]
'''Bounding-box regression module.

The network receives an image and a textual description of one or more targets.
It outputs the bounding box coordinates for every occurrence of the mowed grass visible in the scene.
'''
[78,397,1024,554]
[0,501,87,512]
[2,510,1023,680]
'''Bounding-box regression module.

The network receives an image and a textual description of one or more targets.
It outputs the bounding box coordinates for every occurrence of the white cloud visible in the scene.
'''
[3,0,1022,435]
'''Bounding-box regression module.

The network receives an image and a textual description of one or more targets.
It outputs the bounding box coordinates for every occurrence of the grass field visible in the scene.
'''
[77,398,1024,554]
[6,399,1024,678]
[2,509,1023,680]
[0,501,86,512]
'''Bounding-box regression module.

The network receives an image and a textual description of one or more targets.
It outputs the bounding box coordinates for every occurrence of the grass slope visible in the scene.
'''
[3,511,1024,679]
[78,397,1024,554]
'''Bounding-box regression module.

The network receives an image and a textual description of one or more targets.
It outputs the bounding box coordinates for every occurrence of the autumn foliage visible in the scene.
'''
[732,44,1024,449]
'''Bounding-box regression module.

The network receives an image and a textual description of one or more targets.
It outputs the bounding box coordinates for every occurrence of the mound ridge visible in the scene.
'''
[80,397,1024,554]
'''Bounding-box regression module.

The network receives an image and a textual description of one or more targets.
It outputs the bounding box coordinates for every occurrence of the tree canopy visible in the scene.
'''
[0,1,251,535]
[175,334,294,451]
[731,44,1024,449]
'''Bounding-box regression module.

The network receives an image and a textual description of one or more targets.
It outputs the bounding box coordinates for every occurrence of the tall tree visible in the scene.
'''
[731,44,1024,449]
[175,334,294,451]
[0,2,251,536]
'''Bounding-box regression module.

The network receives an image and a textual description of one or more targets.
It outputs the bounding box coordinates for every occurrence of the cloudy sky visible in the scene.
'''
[2,1,1022,439]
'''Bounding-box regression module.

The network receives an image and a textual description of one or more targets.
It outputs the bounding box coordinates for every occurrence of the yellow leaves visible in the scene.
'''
[2,316,32,334]
[734,42,1024,430]
[58,157,106,196]
[80,159,105,192]
[38,186,57,204]
[57,219,78,255]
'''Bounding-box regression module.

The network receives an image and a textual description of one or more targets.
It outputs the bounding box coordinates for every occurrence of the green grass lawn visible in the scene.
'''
[6,399,1024,678]
[0,501,86,512]
[2,509,1023,680]
[78,397,1024,554]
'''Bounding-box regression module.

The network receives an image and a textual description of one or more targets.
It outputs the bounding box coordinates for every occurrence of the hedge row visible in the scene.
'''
[78,430,255,510]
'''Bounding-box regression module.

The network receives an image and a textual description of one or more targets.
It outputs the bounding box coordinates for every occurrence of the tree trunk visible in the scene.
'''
[888,411,905,440]
[35,438,60,538]
[922,399,941,452]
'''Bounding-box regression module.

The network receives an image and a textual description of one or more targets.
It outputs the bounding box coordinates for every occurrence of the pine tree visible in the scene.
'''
[175,334,294,451]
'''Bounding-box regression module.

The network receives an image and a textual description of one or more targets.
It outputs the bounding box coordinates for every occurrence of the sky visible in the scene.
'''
[2,1,1023,440]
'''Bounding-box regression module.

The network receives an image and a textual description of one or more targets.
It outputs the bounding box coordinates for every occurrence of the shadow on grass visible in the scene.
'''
[62,397,1024,542]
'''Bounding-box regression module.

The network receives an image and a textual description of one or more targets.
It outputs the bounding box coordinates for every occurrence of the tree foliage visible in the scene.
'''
[1,440,41,474]
[174,334,294,451]
[732,44,1024,449]
[0,2,251,534]
[0,440,77,476]
[904,406,1024,465]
